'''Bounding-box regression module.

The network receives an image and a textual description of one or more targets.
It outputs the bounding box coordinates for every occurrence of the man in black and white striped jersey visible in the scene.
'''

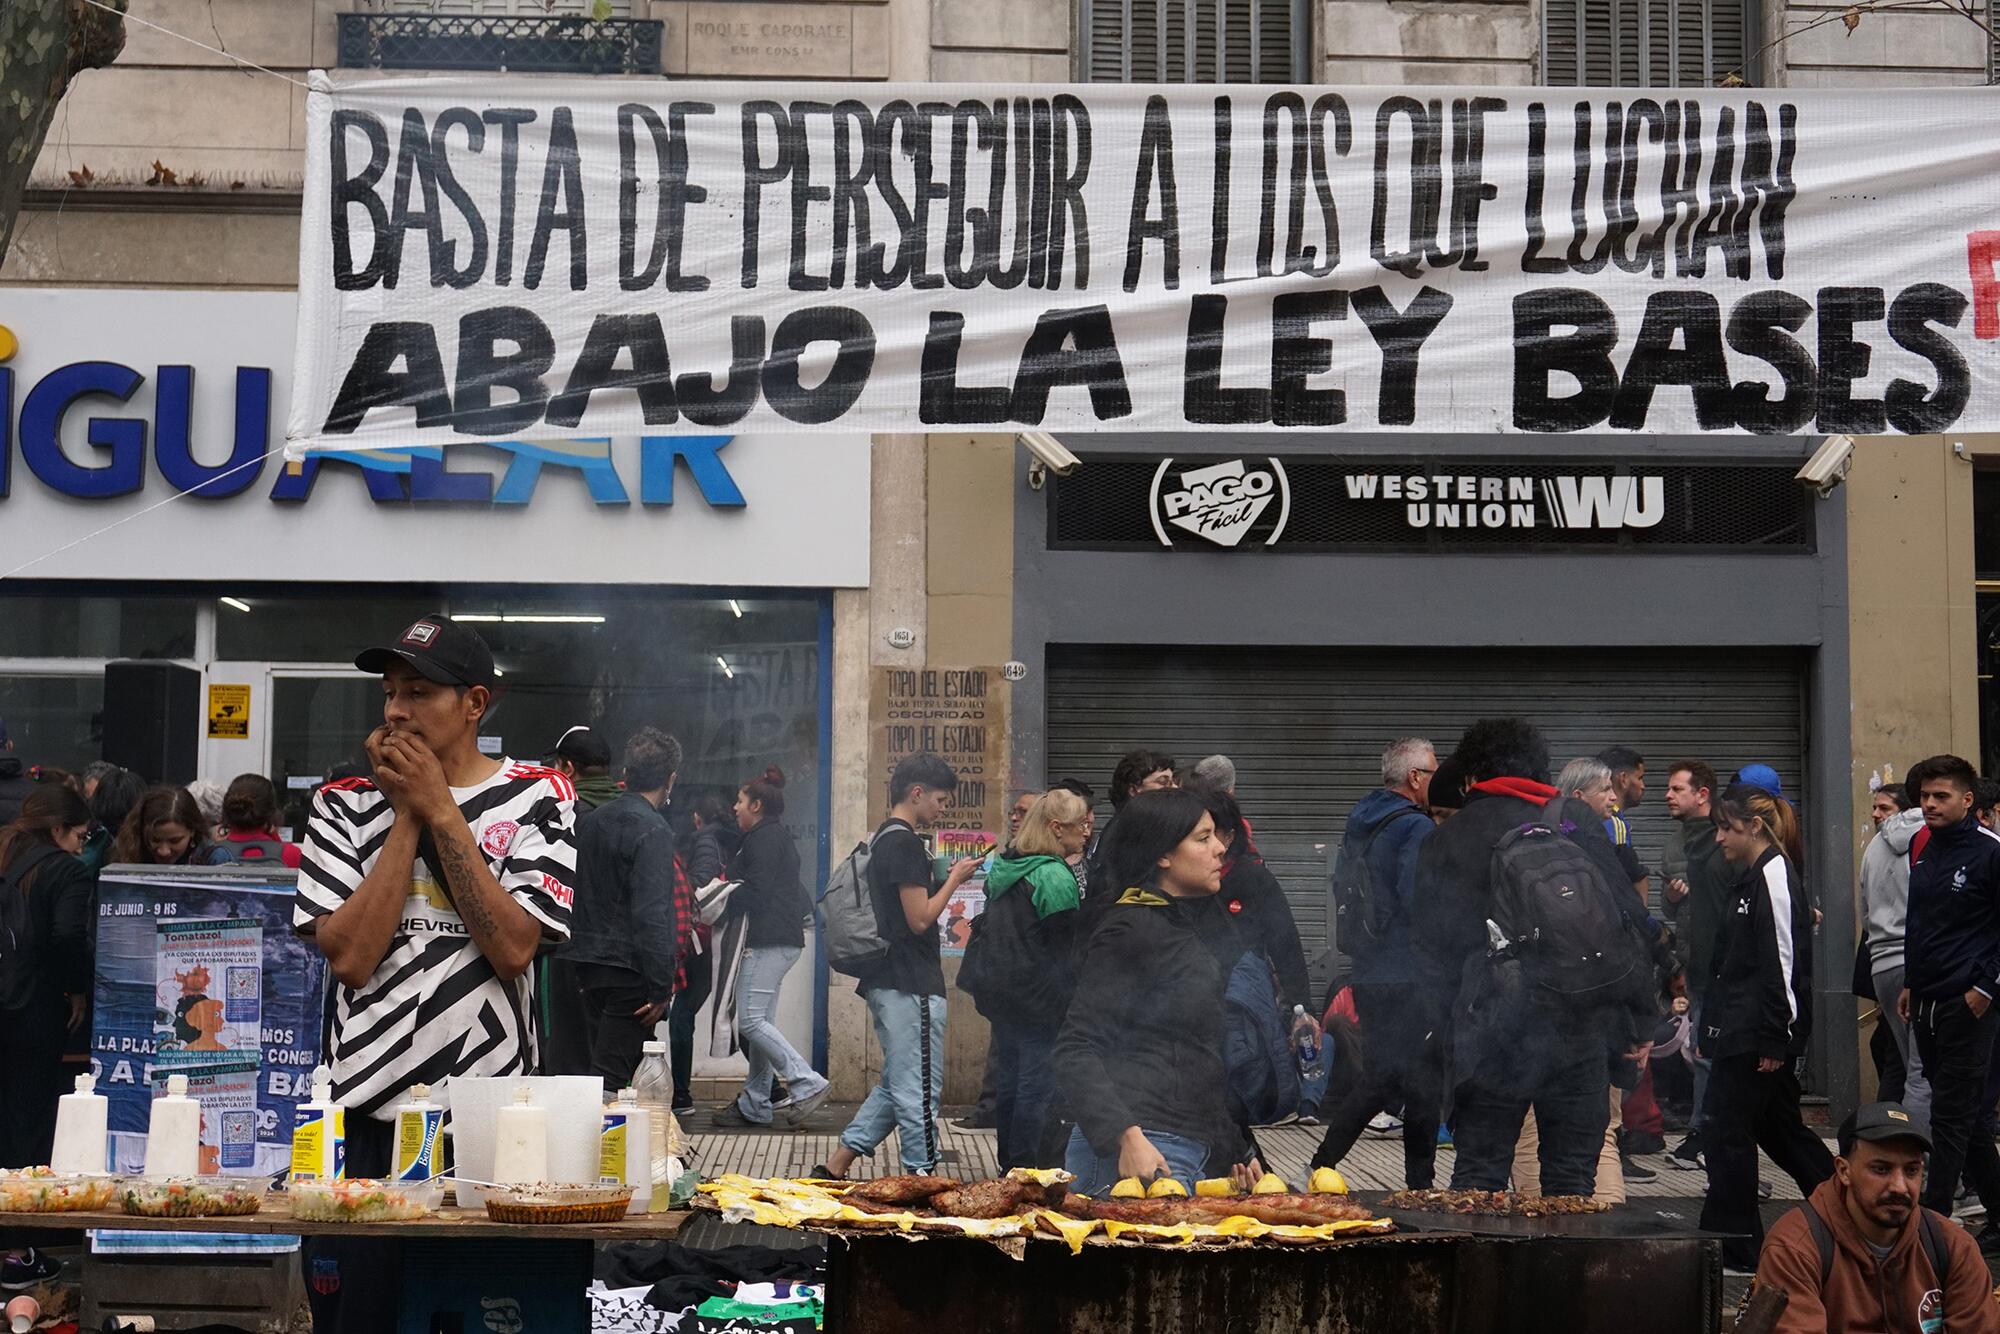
[294,614,577,1334]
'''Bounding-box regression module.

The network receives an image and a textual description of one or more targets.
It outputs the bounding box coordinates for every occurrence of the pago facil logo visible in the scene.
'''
[1149,458,1291,549]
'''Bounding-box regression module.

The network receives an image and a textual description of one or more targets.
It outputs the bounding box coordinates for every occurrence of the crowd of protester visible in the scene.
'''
[13,612,2000,1328]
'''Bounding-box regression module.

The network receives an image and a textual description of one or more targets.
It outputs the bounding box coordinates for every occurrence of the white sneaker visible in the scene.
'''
[1367,1112,1404,1134]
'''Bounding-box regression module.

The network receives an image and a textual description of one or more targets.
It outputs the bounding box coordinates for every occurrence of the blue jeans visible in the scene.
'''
[1064,1126,1209,1198]
[734,946,826,1124]
[839,989,947,1172]
[991,1019,1058,1169]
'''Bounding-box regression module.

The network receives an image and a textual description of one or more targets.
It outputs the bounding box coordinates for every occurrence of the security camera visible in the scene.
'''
[1019,431,1081,491]
[1795,434,1854,497]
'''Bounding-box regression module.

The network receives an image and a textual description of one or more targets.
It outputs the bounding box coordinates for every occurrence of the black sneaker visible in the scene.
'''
[1978,1224,2000,1254]
[1665,1137,1704,1170]
[1758,1181,1774,1200]
[1620,1154,1660,1184]
[710,1102,769,1129]
[2,1247,62,1291]
[671,1096,696,1114]
[1619,1128,1667,1157]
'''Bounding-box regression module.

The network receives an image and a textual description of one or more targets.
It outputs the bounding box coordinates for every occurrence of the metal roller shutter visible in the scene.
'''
[1045,645,1807,1007]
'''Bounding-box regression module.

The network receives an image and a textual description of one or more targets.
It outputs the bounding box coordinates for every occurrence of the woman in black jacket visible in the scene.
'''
[713,768,830,1128]
[0,787,95,1287]
[1697,782,1833,1270]
[1054,789,1262,1195]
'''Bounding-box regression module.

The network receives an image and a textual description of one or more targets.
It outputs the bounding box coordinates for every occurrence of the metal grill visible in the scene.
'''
[1048,455,1814,553]
[335,11,663,74]
[1541,0,1754,86]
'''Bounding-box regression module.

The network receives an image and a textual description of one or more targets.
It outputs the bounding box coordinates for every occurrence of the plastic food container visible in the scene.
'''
[482,1183,633,1225]
[120,1178,265,1218]
[0,1168,117,1213]
[289,1179,441,1223]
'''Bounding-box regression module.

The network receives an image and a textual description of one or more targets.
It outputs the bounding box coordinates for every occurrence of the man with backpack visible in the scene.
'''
[1753,1102,1996,1334]
[1410,718,1655,1199]
[817,752,982,1181]
[1312,737,1441,1187]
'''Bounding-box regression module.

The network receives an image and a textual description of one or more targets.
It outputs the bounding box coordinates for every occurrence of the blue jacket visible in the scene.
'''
[1339,788,1433,985]
[1907,814,2000,1001]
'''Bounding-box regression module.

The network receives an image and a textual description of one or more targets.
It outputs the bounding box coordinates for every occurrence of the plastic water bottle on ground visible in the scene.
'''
[1293,1004,1320,1076]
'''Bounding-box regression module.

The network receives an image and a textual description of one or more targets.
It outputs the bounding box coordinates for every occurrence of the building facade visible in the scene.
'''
[5,0,1994,1103]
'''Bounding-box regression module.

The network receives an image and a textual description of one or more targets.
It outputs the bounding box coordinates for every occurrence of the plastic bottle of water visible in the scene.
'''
[1293,1005,1320,1075]
[631,1041,677,1209]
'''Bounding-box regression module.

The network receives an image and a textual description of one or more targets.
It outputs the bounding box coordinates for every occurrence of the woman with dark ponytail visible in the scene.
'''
[711,767,830,1127]
[1697,782,1833,1270]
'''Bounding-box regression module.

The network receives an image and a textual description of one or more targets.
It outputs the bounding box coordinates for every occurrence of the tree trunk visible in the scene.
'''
[0,0,126,266]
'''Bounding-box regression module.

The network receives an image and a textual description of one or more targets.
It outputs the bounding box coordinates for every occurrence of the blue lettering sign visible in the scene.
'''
[20,361,147,498]
[154,365,270,499]
[2,360,749,509]
[640,436,746,507]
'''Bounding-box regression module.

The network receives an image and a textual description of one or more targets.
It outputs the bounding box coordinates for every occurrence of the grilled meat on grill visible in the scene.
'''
[1382,1188,1609,1217]
[843,1175,959,1205]
[931,1181,1033,1219]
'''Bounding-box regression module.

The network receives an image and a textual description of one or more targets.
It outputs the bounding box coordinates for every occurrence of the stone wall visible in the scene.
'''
[1323,0,1535,85]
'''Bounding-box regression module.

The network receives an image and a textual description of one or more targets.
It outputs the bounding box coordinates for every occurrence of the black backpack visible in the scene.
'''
[1484,797,1650,1000]
[217,837,288,865]
[1796,1199,1949,1287]
[1333,808,1430,951]
[1221,950,1301,1126]
[958,881,1073,1028]
[0,844,63,1011]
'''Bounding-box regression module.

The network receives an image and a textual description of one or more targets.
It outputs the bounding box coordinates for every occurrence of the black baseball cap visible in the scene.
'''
[1837,1102,1931,1155]
[549,725,611,770]
[355,614,497,690]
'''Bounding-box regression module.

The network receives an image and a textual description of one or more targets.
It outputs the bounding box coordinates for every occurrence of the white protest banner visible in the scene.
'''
[290,75,2000,448]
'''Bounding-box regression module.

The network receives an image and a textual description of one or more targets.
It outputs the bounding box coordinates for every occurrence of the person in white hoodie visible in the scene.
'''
[1861,781,1931,1132]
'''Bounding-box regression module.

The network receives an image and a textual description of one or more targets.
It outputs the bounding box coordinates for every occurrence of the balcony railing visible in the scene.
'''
[336,12,663,75]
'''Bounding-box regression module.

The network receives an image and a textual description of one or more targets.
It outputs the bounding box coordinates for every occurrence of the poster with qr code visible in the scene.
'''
[154,918,262,1056]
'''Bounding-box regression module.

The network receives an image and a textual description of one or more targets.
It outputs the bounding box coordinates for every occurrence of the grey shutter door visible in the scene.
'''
[1045,645,1806,1007]
[1543,0,1751,85]
[1085,0,1306,82]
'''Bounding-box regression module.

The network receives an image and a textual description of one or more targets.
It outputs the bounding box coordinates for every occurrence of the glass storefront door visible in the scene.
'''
[203,665,377,836]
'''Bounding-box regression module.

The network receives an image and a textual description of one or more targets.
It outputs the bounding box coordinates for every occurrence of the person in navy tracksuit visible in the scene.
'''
[1900,754,2000,1228]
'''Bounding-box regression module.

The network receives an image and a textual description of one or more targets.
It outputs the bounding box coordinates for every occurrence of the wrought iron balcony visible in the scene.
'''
[336,12,663,75]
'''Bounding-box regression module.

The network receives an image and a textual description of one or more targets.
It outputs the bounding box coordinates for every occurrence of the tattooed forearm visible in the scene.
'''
[430,817,538,979]
[437,829,498,935]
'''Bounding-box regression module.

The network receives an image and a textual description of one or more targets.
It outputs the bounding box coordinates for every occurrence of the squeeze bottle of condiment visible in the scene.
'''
[392,1083,445,1183]
[50,1072,109,1174]
[143,1074,201,1178]
[600,1089,652,1216]
[493,1086,548,1185]
[289,1066,346,1183]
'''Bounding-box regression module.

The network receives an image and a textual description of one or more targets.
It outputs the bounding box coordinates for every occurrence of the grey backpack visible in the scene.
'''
[818,828,892,977]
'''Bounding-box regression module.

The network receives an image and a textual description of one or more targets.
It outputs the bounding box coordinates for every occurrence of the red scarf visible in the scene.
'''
[1468,776,1558,805]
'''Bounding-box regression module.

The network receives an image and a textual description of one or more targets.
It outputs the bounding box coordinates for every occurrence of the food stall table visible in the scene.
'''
[0,1205,690,1334]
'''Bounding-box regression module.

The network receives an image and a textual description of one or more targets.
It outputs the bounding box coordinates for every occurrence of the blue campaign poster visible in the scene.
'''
[92,868,327,1177]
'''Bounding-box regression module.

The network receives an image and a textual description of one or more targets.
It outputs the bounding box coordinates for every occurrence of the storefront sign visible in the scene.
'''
[293,76,2000,445]
[0,289,870,586]
[1075,455,1812,553]
[870,667,1006,834]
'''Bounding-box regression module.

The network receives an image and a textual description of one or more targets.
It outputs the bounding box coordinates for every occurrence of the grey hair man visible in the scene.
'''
[1314,736,1440,1188]
[1191,754,1237,794]
[1382,737,1438,808]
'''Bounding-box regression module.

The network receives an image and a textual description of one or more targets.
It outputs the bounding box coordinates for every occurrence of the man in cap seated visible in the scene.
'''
[1753,1101,1997,1332]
